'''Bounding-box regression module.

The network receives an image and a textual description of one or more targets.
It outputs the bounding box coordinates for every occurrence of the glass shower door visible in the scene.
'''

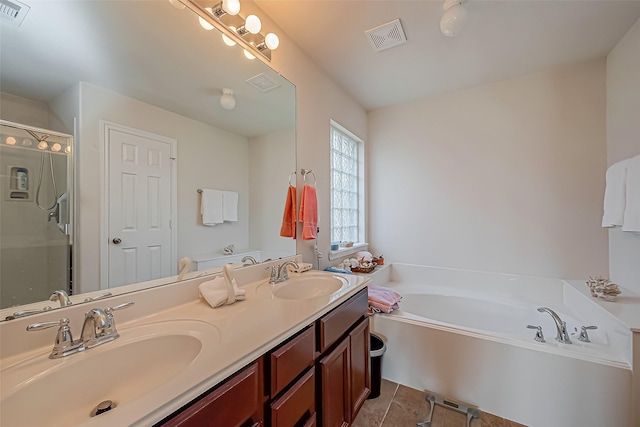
[0,121,73,309]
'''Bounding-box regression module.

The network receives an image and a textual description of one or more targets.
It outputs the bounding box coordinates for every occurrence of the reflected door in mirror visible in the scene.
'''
[106,124,176,287]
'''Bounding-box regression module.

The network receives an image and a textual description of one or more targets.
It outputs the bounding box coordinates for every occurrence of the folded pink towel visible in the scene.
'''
[280,185,296,238]
[368,285,402,314]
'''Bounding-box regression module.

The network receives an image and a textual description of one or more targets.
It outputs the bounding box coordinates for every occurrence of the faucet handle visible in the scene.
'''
[103,301,135,335]
[526,325,545,343]
[578,325,598,343]
[27,318,81,358]
[105,300,135,315]
[265,266,277,284]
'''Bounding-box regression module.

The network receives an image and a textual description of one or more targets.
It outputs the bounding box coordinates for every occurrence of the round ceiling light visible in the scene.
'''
[440,0,468,37]
[220,88,236,110]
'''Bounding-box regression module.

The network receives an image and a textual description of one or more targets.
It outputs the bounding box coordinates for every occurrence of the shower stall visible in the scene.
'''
[0,120,74,309]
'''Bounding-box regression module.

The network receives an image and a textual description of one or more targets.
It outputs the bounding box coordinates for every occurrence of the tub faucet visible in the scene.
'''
[537,307,572,344]
[242,256,258,266]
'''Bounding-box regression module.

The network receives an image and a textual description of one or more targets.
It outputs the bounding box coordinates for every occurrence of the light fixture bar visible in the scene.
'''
[180,0,275,61]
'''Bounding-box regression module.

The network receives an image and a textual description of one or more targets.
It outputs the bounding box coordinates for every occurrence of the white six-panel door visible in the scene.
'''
[104,122,176,288]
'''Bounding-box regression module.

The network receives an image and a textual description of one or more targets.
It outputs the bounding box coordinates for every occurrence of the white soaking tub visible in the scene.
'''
[369,263,633,427]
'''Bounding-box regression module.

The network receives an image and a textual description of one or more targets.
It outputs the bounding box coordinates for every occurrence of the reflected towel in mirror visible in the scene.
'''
[201,189,223,226]
[222,191,238,222]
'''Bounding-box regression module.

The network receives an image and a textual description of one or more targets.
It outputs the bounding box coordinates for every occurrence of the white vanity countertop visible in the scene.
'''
[0,268,370,427]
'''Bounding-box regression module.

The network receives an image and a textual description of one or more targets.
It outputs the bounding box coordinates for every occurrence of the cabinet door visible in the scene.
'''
[161,361,262,427]
[318,338,351,427]
[349,317,370,419]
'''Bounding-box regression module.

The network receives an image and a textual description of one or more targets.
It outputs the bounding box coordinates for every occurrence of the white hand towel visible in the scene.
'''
[622,155,640,232]
[222,191,238,222]
[198,276,246,308]
[201,189,223,226]
[198,277,229,307]
[602,159,629,228]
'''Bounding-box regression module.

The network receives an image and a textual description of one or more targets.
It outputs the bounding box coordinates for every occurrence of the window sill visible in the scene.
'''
[328,243,368,261]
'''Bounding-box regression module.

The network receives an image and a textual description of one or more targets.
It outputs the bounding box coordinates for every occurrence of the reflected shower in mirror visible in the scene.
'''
[0,0,296,318]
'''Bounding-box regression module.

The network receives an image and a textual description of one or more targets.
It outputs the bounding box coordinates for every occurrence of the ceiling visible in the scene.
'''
[0,1,294,138]
[255,0,640,111]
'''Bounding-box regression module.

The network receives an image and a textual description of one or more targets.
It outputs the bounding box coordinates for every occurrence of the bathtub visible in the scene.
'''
[369,264,633,427]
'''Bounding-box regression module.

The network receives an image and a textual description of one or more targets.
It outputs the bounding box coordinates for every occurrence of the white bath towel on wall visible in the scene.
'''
[622,155,640,232]
[201,188,223,226]
[223,191,238,222]
[602,158,628,228]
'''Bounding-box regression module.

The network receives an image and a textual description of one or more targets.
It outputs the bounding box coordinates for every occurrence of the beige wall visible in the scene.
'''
[607,17,640,294]
[248,1,368,268]
[368,60,608,279]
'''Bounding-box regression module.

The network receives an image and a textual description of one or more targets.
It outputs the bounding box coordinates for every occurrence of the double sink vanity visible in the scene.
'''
[0,258,371,427]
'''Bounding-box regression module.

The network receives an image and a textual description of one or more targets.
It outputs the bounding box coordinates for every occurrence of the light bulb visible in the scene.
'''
[264,33,279,50]
[22,139,32,147]
[222,0,240,16]
[199,7,214,30]
[243,49,255,60]
[220,88,236,110]
[38,141,48,150]
[440,2,468,37]
[5,136,16,145]
[65,145,72,153]
[168,0,185,10]
[51,143,62,152]
[244,15,261,34]
[222,26,237,46]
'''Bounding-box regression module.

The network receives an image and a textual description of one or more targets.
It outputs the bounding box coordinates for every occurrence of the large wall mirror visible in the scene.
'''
[0,0,296,318]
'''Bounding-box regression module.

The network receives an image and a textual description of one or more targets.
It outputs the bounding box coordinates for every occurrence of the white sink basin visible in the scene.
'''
[257,273,347,300]
[0,319,220,427]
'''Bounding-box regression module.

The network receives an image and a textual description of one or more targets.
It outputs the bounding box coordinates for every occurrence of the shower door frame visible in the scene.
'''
[0,119,75,302]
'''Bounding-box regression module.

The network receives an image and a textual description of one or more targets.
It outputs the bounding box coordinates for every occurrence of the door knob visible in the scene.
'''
[112,238,122,244]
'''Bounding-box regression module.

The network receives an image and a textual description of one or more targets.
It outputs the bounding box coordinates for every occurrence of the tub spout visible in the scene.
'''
[537,307,572,344]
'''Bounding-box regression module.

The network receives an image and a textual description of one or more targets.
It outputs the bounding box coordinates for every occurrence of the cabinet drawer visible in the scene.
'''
[317,287,368,352]
[162,362,261,427]
[271,326,315,396]
[271,369,315,427]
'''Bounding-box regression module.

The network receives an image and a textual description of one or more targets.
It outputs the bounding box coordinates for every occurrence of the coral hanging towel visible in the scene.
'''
[280,185,297,238]
[299,184,318,240]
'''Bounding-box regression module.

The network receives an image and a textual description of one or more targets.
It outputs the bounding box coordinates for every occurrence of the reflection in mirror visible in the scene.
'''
[0,1,296,319]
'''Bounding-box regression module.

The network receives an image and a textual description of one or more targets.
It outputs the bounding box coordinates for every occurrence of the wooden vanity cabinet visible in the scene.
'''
[317,288,370,427]
[159,287,369,427]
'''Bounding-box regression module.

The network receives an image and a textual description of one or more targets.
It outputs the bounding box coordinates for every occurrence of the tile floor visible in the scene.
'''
[353,379,527,427]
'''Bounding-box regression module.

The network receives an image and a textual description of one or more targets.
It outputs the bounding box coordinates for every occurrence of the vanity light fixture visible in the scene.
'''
[172,0,279,61]
[440,0,468,37]
[199,7,215,30]
[220,88,236,110]
[243,49,256,60]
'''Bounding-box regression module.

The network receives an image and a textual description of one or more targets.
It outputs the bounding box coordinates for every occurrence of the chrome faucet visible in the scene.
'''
[276,261,300,282]
[537,307,572,344]
[242,255,258,266]
[27,301,135,359]
[50,290,72,307]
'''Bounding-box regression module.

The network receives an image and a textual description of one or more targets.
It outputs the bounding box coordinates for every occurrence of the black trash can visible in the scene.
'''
[368,334,386,399]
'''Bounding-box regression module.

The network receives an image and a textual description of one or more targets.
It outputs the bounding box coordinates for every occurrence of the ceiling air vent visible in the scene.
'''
[246,73,281,92]
[365,18,407,52]
[0,0,30,26]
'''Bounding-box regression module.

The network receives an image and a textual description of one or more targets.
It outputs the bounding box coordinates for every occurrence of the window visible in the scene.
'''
[330,121,365,255]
